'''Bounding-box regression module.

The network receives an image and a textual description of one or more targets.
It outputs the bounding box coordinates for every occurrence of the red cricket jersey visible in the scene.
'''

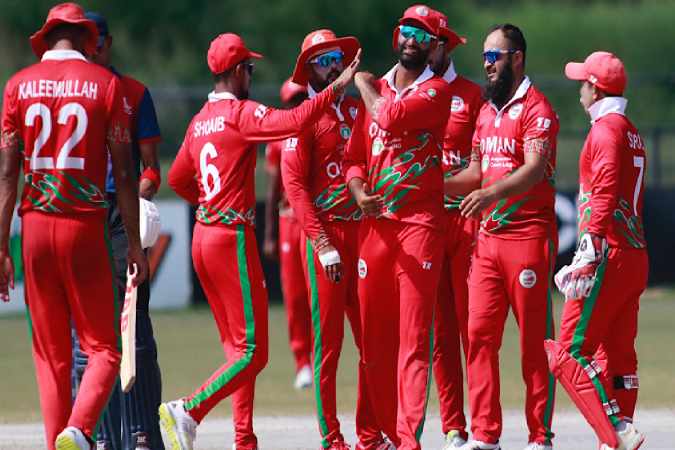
[472,77,559,238]
[344,65,452,230]
[167,87,335,227]
[264,140,294,218]
[1,49,130,216]
[281,94,361,242]
[578,97,647,249]
[440,63,484,210]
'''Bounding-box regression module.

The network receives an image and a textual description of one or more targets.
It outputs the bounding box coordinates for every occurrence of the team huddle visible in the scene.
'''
[0,2,648,450]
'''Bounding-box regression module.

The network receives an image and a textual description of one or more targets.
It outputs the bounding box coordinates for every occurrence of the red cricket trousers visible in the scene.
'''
[22,211,120,449]
[357,218,444,450]
[557,247,647,424]
[433,212,477,440]
[279,215,312,371]
[185,223,269,450]
[467,232,557,445]
[300,221,377,448]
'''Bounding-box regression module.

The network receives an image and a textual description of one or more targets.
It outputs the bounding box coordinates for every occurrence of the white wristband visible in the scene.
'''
[318,250,341,268]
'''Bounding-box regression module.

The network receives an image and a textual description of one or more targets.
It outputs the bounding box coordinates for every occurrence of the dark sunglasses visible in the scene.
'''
[309,50,345,68]
[483,49,518,64]
[399,25,436,45]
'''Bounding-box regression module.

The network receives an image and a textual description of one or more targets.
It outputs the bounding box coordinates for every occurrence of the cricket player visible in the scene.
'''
[164,33,360,450]
[283,29,376,449]
[69,11,164,450]
[444,24,558,450]
[0,3,148,450]
[344,5,452,449]
[262,79,313,390]
[426,9,483,450]
[544,51,647,450]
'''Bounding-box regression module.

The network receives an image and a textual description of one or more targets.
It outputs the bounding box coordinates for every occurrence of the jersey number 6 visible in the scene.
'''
[200,142,221,201]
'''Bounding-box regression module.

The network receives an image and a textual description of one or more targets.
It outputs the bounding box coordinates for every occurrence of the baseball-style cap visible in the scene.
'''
[565,51,627,95]
[30,2,99,58]
[430,9,467,51]
[84,11,109,49]
[207,33,263,75]
[280,78,307,104]
[392,4,440,50]
[291,29,360,85]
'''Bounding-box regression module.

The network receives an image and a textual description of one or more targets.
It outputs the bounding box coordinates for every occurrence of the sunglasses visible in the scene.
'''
[399,25,437,45]
[309,50,345,68]
[483,49,518,64]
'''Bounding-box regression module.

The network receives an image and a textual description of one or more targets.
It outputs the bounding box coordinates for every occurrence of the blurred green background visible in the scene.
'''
[2,0,675,194]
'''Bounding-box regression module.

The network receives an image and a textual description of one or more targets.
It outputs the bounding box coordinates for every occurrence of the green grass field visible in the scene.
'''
[2,289,675,424]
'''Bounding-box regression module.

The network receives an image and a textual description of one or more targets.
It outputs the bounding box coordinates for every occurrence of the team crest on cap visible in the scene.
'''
[508,103,524,120]
[451,96,464,112]
[415,6,429,16]
[311,34,326,45]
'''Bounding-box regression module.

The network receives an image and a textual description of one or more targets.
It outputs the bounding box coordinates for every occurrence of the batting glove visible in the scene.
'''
[554,233,608,300]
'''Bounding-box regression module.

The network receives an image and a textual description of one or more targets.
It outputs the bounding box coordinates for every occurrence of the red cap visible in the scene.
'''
[30,2,99,59]
[430,9,467,51]
[392,4,440,50]
[207,33,263,74]
[565,51,627,95]
[280,78,307,104]
[291,29,360,85]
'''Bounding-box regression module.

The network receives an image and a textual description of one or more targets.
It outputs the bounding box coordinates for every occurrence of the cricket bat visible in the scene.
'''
[120,264,138,393]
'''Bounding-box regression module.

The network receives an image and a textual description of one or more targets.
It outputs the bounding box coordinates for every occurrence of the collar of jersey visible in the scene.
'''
[382,63,435,100]
[489,75,531,115]
[208,91,238,102]
[442,60,457,84]
[41,49,87,62]
[307,84,346,121]
[588,96,627,124]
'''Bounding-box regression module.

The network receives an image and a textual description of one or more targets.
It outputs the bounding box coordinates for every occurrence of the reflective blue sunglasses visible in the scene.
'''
[309,50,345,68]
[483,49,518,64]
[399,25,436,45]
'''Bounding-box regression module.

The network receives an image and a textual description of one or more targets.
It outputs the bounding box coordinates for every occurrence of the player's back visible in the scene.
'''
[3,50,127,216]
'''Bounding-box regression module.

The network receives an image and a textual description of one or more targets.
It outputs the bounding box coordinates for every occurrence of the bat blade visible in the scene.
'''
[120,265,138,393]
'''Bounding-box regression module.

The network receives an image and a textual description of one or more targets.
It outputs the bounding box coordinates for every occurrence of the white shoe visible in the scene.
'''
[442,430,467,449]
[616,422,645,450]
[55,427,91,450]
[460,440,500,450]
[523,442,552,450]
[159,399,197,450]
[294,364,313,390]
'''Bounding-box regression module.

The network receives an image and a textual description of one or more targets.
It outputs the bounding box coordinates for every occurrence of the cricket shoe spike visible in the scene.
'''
[294,364,313,389]
[55,427,92,450]
[459,440,501,450]
[159,399,197,450]
[615,421,645,450]
[442,430,467,450]
[523,442,552,450]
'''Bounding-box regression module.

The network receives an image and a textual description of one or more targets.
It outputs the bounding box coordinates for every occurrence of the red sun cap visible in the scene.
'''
[291,29,360,85]
[392,4,440,50]
[280,78,307,104]
[207,33,263,75]
[565,51,627,95]
[430,9,467,51]
[30,2,99,59]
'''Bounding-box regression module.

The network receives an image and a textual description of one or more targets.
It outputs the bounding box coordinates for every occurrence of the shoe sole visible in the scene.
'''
[54,434,80,450]
[158,403,183,450]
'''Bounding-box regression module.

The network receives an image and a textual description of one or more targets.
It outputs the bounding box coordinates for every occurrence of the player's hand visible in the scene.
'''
[331,49,362,94]
[460,188,496,218]
[139,178,158,200]
[355,183,384,217]
[263,237,278,261]
[318,244,342,283]
[127,245,149,287]
[0,250,14,302]
[554,233,607,300]
[354,71,377,88]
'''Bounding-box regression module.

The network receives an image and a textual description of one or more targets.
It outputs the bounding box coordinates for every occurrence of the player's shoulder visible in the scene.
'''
[524,83,553,109]
[119,74,147,96]
[454,75,482,93]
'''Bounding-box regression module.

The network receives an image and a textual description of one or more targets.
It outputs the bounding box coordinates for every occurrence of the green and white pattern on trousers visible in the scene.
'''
[305,239,331,448]
[185,224,256,410]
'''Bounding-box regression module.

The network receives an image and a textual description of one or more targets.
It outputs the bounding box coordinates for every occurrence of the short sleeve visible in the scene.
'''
[522,99,558,159]
[105,76,132,145]
[1,78,20,150]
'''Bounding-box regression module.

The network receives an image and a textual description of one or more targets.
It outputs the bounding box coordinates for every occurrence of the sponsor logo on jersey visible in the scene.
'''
[519,269,537,288]
[480,136,516,155]
[122,97,133,115]
[508,103,524,120]
[358,258,368,279]
[481,154,490,173]
[371,137,385,156]
[451,95,464,112]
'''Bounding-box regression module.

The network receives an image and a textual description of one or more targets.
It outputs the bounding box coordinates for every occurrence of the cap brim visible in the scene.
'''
[399,18,436,35]
[564,62,588,81]
[248,51,263,59]
[291,36,360,85]
[30,18,99,59]
[439,27,467,51]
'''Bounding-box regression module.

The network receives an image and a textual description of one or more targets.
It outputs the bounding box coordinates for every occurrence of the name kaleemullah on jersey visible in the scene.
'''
[18,79,99,100]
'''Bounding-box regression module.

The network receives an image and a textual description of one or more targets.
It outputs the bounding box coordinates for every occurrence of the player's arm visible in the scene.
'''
[354,73,449,130]
[167,140,199,206]
[262,144,281,260]
[136,88,162,200]
[445,147,482,197]
[587,129,621,237]
[344,102,383,216]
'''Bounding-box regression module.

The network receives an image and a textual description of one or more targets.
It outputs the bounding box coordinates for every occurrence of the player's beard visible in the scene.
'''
[484,60,515,108]
[316,69,341,92]
[398,43,429,71]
